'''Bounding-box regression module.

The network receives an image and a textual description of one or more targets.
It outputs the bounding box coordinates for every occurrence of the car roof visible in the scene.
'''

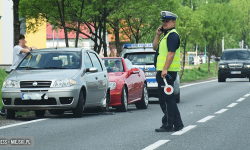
[224,48,249,51]
[122,48,155,54]
[34,47,90,52]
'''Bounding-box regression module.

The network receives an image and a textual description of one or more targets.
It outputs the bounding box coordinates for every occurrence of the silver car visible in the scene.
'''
[120,44,180,103]
[1,48,110,118]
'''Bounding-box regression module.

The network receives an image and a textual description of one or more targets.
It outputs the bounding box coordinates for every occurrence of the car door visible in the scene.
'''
[88,52,106,104]
[124,59,142,101]
[83,52,97,106]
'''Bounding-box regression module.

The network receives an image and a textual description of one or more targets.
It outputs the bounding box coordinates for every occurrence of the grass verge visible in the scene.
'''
[180,62,218,82]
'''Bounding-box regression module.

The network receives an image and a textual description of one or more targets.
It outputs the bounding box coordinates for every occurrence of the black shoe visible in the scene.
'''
[0,112,6,117]
[155,127,174,132]
[174,125,184,131]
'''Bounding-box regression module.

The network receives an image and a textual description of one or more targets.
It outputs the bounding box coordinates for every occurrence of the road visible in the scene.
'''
[0,78,250,150]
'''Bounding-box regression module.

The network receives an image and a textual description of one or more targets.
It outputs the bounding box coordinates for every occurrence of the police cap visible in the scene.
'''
[161,11,178,21]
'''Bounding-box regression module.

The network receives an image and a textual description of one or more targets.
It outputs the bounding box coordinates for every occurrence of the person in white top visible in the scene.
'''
[0,34,38,117]
[10,34,37,69]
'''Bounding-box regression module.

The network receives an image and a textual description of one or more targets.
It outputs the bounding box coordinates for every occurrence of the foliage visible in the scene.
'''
[0,69,8,109]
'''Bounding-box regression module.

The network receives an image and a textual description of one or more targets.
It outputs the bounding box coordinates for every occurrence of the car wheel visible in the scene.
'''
[116,86,128,112]
[135,83,148,109]
[218,77,226,82]
[6,109,15,119]
[175,90,180,103]
[48,110,65,115]
[73,90,85,118]
[35,110,46,117]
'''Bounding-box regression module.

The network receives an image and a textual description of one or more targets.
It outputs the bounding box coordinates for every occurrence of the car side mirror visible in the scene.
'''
[5,68,13,74]
[86,67,98,73]
[215,57,220,61]
[131,68,139,74]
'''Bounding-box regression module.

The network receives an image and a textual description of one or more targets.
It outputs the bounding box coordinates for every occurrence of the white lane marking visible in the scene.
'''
[197,116,214,123]
[171,125,197,135]
[180,80,217,88]
[0,119,47,130]
[227,103,238,108]
[236,98,245,102]
[214,109,228,114]
[244,94,250,97]
[142,140,170,150]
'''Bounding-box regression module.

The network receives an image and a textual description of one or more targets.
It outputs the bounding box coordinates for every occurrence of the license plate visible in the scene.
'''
[230,71,241,74]
[22,93,48,100]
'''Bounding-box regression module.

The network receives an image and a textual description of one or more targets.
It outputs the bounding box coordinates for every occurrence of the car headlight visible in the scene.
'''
[3,80,19,88]
[109,82,116,90]
[218,65,227,68]
[244,65,250,68]
[53,79,76,87]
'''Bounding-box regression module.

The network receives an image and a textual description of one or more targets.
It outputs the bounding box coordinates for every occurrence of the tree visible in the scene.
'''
[13,0,21,46]
[176,5,202,79]
[199,2,234,76]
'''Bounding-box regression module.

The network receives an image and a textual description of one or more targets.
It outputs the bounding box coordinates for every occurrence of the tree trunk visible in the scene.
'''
[114,19,122,56]
[180,41,187,79]
[102,8,108,57]
[75,0,84,48]
[13,0,21,46]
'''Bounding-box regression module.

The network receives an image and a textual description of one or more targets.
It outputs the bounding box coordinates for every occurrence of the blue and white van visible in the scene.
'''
[120,43,180,103]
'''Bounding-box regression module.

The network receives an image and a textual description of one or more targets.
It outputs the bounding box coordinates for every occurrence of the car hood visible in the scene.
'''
[108,72,125,82]
[220,59,250,64]
[6,69,80,80]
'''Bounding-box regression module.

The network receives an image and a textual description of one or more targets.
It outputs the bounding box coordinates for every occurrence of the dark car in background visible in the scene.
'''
[217,49,250,82]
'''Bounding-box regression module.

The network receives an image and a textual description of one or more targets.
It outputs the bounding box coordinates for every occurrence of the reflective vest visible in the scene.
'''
[156,29,180,71]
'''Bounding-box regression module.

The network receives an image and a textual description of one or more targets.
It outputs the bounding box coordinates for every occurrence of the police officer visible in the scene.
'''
[153,11,184,132]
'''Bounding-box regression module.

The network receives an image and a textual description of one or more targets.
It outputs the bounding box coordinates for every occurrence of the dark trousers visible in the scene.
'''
[156,71,183,128]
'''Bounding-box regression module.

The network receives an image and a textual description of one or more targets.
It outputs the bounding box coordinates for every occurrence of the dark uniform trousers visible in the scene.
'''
[156,71,183,128]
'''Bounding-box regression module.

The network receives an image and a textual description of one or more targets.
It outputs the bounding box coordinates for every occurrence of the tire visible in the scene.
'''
[249,78,250,82]
[175,90,180,103]
[73,90,84,118]
[6,109,15,119]
[135,83,149,109]
[218,77,226,82]
[116,86,128,112]
[49,110,65,115]
[35,110,46,117]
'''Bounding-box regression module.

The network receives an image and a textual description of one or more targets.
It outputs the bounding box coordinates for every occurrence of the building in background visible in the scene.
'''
[0,0,46,66]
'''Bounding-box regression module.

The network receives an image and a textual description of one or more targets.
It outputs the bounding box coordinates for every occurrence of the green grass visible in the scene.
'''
[180,62,218,82]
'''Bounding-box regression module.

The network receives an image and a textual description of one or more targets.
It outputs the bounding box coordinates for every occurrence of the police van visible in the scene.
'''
[120,43,180,103]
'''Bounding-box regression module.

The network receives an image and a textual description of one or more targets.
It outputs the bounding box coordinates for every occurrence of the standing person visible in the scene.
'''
[10,34,37,69]
[0,34,37,117]
[109,44,116,57]
[153,11,184,132]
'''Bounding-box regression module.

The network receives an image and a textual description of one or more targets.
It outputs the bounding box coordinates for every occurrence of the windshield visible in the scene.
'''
[124,53,155,65]
[221,51,250,60]
[102,58,124,72]
[16,51,81,70]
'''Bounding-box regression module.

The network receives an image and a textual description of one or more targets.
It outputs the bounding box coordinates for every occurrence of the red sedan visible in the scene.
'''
[102,57,148,112]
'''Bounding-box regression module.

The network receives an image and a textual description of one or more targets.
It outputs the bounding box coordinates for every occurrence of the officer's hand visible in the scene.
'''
[161,70,167,78]
[31,46,37,50]
[156,26,163,35]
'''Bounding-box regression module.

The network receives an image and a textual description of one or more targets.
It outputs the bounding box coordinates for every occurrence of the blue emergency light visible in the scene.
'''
[123,43,153,49]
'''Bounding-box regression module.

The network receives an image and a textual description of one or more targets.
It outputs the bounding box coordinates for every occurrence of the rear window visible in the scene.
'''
[221,50,250,60]
[124,52,155,65]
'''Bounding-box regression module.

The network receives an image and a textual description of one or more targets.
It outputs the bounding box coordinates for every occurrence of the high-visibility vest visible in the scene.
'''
[156,29,180,71]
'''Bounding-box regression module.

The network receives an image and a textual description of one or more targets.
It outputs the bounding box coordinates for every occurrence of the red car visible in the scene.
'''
[102,57,148,112]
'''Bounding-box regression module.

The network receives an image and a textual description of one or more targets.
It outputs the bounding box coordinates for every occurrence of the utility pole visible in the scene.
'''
[222,36,224,52]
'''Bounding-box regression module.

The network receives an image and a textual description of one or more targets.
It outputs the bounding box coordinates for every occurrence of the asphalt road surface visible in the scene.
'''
[1,78,250,150]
